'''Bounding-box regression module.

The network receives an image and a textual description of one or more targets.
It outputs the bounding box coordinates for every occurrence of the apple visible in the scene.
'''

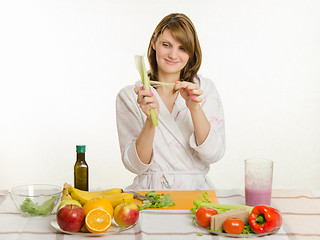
[114,202,139,227]
[57,204,85,232]
[57,199,82,211]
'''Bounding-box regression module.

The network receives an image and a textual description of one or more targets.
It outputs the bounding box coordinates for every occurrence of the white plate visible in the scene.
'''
[193,219,280,238]
[51,219,136,236]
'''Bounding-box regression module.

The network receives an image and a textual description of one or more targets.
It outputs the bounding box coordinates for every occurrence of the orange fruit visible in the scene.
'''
[82,198,113,217]
[85,208,112,233]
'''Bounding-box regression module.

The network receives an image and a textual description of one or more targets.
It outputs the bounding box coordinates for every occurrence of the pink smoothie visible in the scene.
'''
[245,186,271,206]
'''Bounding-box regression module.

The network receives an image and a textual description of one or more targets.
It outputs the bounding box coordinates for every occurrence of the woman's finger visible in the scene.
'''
[134,86,141,94]
[139,96,153,106]
[174,81,190,90]
[188,89,203,96]
[139,98,159,117]
[175,81,199,91]
[186,83,200,91]
[145,103,156,110]
[191,96,203,102]
[137,90,153,104]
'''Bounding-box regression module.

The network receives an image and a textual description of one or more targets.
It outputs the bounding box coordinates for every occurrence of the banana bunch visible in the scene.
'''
[61,183,134,207]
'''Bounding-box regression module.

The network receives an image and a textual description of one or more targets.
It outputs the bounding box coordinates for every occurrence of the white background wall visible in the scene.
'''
[1,0,319,191]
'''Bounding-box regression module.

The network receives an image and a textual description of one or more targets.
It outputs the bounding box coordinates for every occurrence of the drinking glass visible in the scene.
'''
[245,158,273,206]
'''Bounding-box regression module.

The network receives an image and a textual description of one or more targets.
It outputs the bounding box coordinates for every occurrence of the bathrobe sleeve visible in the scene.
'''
[189,76,226,164]
[116,85,151,175]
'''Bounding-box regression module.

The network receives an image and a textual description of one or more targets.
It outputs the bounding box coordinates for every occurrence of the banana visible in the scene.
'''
[61,193,73,201]
[61,183,73,201]
[67,184,133,206]
[69,185,122,196]
[69,188,101,205]
[102,193,134,208]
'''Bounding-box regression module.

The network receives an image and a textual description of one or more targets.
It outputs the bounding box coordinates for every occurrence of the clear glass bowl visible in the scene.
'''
[9,184,62,217]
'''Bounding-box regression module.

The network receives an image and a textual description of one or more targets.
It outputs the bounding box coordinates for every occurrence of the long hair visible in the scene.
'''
[147,13,202,82]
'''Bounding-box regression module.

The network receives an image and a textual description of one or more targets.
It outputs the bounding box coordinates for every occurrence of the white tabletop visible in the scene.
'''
[0,189,319,240]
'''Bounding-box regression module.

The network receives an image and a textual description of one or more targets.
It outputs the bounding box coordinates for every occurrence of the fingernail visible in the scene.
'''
[192,96,196,100]
[189,90,192,94]
[142,85,145,90]
[150,91,154,96]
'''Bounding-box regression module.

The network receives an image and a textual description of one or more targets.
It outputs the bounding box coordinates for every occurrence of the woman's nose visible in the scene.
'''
[168,47,178,59]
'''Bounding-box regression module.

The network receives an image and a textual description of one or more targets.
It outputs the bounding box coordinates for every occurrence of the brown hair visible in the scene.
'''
[147,13,202,82]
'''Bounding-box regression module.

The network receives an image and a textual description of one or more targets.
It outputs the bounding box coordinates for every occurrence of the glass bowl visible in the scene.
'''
[9,184,62,217]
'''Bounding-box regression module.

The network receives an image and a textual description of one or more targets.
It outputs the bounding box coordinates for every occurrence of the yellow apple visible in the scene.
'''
[114,202,139,227]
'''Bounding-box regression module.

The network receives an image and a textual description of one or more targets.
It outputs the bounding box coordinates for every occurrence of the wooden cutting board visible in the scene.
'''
[132,190,218,210]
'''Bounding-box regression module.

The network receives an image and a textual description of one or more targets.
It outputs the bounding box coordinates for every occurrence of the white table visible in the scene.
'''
[1,189,319,240]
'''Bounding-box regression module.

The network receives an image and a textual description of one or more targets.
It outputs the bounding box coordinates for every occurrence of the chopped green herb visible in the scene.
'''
[138,191,175,211]
[208,229,223,233]
[242,224,255,234]
[145,191,161,200]
[196,233,203,236]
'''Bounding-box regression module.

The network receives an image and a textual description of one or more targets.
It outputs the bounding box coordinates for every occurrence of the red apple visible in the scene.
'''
[57,204,85,232]
[114,202,139,227]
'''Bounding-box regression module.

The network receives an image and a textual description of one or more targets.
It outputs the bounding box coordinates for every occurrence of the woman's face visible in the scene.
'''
[152,29,190,79]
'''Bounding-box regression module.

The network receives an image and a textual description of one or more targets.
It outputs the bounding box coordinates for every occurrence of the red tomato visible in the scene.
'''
[223,217,245,234]
[195,207,218,227]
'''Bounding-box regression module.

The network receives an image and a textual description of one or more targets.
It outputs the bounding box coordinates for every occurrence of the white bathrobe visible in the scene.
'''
[116,75,225,190]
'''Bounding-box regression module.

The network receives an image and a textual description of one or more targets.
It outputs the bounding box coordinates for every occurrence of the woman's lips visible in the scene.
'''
[165,59,178,65]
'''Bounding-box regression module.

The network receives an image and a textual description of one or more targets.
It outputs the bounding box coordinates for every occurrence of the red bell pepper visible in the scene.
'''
[248,205,282,234]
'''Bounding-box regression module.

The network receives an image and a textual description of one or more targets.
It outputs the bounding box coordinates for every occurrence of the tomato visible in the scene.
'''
[195,207,218,227]
[223,217,245,234]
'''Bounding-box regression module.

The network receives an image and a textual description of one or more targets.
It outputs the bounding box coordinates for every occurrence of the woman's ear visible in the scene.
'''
[152,39,156,51]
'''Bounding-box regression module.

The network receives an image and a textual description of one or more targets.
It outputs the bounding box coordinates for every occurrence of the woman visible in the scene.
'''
[116,13,225,190]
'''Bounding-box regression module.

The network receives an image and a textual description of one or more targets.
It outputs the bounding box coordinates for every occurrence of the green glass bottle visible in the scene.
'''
[74,145,89,191]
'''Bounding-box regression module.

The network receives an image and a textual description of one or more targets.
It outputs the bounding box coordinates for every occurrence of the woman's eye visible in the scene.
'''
[162,43,170,47]
[179,47,186,51]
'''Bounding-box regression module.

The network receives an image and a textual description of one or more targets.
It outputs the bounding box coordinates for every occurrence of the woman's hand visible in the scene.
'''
[175,81,209,146]
[134,85,158,164]
[174,81,203,109]
[134,86,159,119]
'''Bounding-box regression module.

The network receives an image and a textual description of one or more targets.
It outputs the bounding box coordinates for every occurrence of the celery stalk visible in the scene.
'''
[193,201,254,213]
[149,80,175,87]
[134,55,158,126]
[189,192,254,215]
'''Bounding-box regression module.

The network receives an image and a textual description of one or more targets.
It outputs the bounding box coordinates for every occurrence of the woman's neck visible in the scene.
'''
[155,84,179,113]
[158,71,180,83]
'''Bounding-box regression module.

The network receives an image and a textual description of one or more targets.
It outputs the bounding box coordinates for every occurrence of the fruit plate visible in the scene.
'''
[51,219,136,236]
[193,219,280,238]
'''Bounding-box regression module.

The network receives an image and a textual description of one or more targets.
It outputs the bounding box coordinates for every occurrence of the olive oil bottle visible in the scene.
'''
[74,145,89,191]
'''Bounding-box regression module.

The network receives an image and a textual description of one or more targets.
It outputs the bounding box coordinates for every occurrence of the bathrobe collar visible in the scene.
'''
[152,87,189,151]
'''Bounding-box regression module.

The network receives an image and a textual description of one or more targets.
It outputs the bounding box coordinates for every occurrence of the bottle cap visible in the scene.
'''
[76,145,86,153]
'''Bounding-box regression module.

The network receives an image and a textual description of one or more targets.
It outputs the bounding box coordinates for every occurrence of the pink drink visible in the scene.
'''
[245,159,273,206]
[245,186,271,206]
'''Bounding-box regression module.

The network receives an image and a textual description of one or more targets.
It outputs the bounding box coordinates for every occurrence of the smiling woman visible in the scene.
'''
[116,13,226,190]
[151,29,190,80]
[148,13,201,84]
